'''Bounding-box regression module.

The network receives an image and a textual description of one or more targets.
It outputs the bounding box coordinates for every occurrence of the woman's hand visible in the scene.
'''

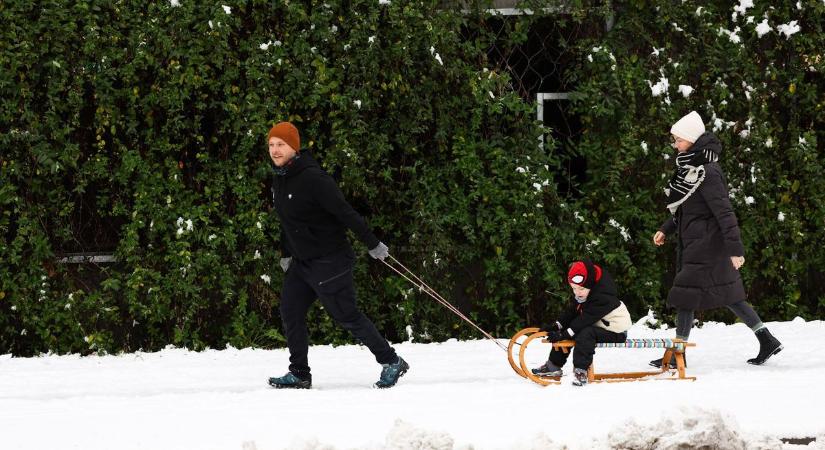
[653,231,666,246]
[731,256,745,270]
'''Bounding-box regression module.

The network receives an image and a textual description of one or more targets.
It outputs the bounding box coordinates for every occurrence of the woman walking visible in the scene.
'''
[265,121,409,389]
[652,111,782,368]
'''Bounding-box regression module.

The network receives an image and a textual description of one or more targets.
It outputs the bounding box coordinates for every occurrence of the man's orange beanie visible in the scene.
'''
[267,122,301,151]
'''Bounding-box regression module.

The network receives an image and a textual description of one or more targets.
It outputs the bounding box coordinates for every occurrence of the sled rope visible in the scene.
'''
[381,255,507,351]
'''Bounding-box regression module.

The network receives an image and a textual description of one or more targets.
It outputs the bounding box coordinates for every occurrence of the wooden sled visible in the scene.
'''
[508,327,696,385]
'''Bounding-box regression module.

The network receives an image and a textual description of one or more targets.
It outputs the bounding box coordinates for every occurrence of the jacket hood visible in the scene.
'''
[689,132,723,157]
[589,269,617,298]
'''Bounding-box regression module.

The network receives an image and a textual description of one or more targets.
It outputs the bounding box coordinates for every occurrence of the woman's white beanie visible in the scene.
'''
[670,111,705,143]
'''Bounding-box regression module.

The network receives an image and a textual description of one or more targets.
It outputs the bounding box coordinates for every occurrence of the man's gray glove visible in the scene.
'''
[280,257,292,272]
[368,242,389,261]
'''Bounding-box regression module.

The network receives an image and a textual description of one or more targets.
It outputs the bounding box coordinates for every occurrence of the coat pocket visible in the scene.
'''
[318,269,350,286]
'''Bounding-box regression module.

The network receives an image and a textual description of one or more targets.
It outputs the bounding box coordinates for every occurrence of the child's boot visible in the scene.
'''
[571,368,588,386]
[531,361,563,377]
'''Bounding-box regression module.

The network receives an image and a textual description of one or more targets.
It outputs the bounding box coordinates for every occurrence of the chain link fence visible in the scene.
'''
[459,3,611,197]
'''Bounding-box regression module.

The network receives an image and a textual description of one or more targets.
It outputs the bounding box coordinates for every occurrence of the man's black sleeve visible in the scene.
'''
[313,173,380,249]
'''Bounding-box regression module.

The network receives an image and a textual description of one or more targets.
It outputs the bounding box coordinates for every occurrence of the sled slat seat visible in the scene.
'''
[549,338,695,352]
[548,338,696,382]
[589,338,688,350]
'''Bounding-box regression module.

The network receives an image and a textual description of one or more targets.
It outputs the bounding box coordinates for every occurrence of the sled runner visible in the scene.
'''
[508,327,696,385]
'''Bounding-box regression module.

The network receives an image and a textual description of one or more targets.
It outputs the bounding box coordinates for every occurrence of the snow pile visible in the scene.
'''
[283,420,457,450]
[281,438,336,450]
[227,410,808,449]
[602,407,783,450]
[383,420,456,450]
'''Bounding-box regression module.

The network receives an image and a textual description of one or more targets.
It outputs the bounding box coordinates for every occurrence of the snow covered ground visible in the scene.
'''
[1,318,823,450]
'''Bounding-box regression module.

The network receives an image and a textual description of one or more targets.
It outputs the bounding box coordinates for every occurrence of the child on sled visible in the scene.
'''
[532,260,632,386]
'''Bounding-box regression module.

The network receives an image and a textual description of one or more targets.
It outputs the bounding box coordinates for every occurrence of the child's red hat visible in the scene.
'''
[567,260,602,289]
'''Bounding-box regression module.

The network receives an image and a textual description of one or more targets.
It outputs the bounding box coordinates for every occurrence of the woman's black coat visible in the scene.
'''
[660,132,746,311]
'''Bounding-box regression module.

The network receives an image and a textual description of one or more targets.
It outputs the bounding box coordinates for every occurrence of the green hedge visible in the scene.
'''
[1,0,822,355]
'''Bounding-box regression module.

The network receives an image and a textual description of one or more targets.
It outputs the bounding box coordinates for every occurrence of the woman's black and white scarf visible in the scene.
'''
[664,148,718,214]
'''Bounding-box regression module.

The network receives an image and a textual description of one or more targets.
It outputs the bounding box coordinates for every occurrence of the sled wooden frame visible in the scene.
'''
[508,327,696,386]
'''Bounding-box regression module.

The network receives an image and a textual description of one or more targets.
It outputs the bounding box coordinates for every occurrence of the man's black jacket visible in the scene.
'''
[271,152,379,261]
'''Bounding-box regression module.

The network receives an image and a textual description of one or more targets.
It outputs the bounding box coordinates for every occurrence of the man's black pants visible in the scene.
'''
[279,248,397,379]
[549,326,627,370]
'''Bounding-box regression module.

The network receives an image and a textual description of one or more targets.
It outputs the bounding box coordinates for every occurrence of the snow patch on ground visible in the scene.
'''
[0,320,823,449]
[246,409,811,449]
